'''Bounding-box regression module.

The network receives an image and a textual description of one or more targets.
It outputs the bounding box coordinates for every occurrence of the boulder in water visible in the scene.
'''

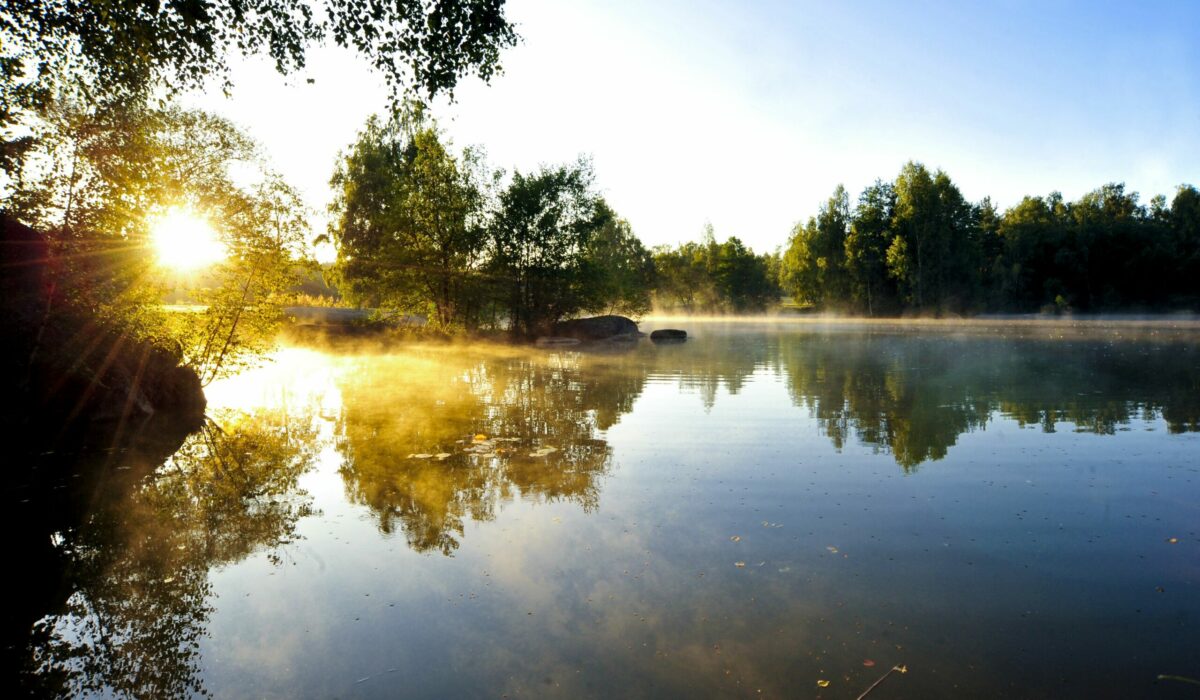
[650,329,688,342]
[551,315,639,341]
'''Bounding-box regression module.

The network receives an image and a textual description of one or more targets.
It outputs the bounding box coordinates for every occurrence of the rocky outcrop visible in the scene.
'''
[551,315,640,341]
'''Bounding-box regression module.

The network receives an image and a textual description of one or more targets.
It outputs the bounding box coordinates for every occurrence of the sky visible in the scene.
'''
[187,0,1200,256]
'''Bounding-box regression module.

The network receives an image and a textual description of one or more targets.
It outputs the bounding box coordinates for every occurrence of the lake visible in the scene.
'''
[11,320,1200,698]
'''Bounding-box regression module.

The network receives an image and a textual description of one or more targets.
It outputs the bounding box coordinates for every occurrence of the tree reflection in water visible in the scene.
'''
[15,408,318,698]
[8,328,1200,696]
[776,331,1200,470]
[335,348,646,555]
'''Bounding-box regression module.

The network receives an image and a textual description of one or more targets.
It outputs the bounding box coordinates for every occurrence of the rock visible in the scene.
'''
[551,315,639,341]
[650,329,688,342]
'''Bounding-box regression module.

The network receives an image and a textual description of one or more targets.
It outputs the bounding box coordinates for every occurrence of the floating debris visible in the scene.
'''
[730,535,741,542]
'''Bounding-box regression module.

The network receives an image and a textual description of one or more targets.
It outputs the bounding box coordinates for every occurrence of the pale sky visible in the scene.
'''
[187,0,1200,256]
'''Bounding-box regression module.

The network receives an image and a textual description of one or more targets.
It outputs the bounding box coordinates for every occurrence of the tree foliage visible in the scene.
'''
[0,0,518,113]
[579,202,656,317]
[329,107,490,330]
[781,162,1200,314]
[486,160,609,336]
[330,115,657,336]
[653,225,780,313]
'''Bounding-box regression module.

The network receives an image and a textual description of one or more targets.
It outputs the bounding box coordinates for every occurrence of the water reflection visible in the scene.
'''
[774,332,1200,468]
[10,325,1200,697]
[335,349,642,554]
[12,408,317,698]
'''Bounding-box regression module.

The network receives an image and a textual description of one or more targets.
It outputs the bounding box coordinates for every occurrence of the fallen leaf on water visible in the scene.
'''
[816,679,830,687]
[734,561,746,568]
[862,659,876,667]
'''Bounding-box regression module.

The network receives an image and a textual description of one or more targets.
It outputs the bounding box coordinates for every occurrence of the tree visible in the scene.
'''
[781,185,851,308]
[652,226,778,313]
[652,241,712,312]
[487,160,608,337]
[7,98,310,382]
[580,202,655,317]
[1170,185,1200,303]
[178,175,312,384]
[889,162,977,312]
[329,108,490,330]
[711,236,778,311]
[845,180,896,315]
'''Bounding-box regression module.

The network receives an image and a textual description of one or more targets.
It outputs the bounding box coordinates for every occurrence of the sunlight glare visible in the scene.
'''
[151,208,226,271]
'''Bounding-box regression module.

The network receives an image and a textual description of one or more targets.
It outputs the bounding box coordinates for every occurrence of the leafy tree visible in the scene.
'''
[7,98,310,382]
[845,180,896,315]
[178,175,311,384]
[1170,185,1200,302]
[653,226,778,313]
[1,1,518,166]
[580,202,655,317]
[889,162,977,311]
[329,108,491,330]
[487,159,607,337]
[652,241,713,312]
[781,185,851,308]
[711,236,778,311]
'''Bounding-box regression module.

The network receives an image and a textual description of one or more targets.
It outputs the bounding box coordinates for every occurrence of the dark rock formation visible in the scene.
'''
[2,215,206,449]
[551,315,640,341]
[650,329,688,342]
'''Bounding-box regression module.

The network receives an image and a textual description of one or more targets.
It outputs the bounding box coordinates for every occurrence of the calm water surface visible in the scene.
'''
[13,322,1200,698]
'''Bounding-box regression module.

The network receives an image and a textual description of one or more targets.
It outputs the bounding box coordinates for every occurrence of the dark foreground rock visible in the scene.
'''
[551,315,640,341]
[650,329,688,342]
[2,215,207,448]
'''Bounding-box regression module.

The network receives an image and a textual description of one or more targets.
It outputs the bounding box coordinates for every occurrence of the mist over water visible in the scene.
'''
[15,320,1200,698]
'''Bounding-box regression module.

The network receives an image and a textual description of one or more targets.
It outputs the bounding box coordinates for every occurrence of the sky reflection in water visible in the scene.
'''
[21,322,1200,698]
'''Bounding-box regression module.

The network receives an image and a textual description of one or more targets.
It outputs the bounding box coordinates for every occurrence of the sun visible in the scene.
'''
[151,208,226,271]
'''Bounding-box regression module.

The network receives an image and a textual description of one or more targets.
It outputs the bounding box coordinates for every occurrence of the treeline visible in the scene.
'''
[783,162,1200,314]
[650,226,781,313]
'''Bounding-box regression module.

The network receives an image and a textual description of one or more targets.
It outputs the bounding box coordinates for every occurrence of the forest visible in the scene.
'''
[782,164,1200,315]
[328,110,1200,326]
